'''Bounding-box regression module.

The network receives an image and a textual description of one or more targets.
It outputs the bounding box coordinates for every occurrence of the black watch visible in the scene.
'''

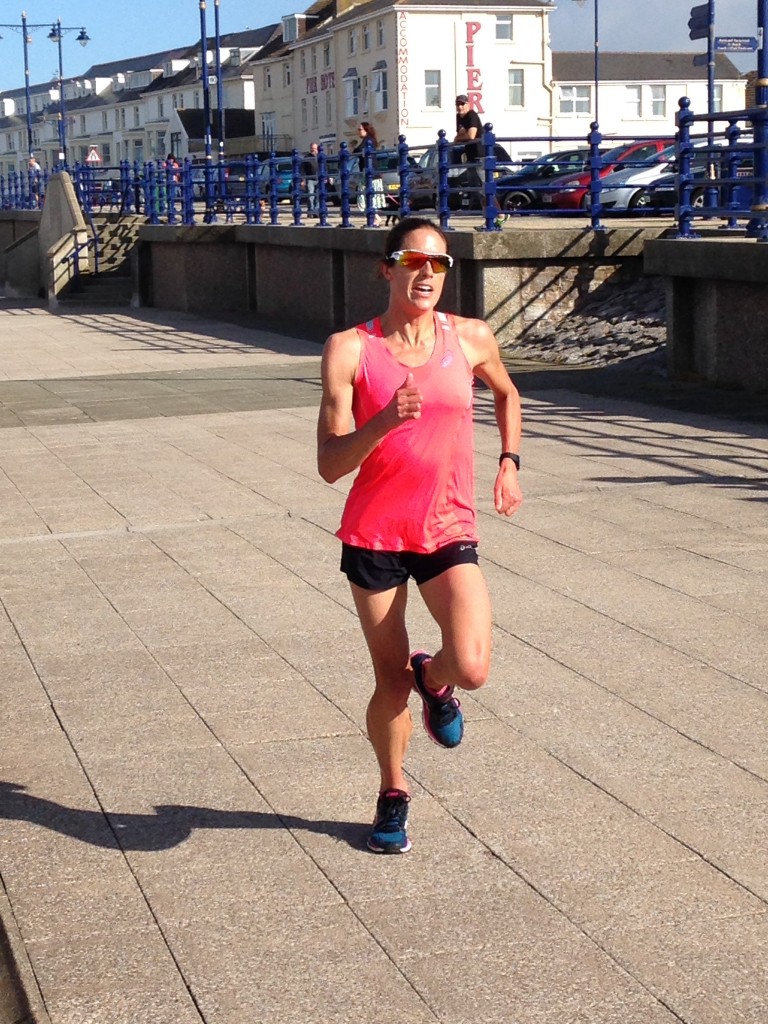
[499,452,520,470]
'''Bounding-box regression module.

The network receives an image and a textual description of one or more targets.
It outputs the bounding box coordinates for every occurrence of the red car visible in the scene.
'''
[543,139,672,210]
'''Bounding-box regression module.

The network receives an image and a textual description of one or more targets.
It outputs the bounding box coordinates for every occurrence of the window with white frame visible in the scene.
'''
[650,85,666,117]
[102,143,111,164]
[102,111,108,131]
[362,75,369,114]
[425,70,441,108]
[311,48,317,72]
[326,89,332,124]
[79,115,86,135]
[120,108,126,129]
[496,15,513,40]
[363,24,371,50]
[312,94,318,127]
[559,85,590,115]
[264,67,272,90]
[348,30,356,55]
[262,111,276,140]
[300,51,306,76]
[508,68,524,107]
[301,98,308,131]
[133,106,140,127]
[172,94,178,109]
[323,42,331,68]
[193,91,200,109]
[344,77,360,118]
[373,69,388,112]
[284,63,291,87]
[376,20,384,46]
[624,85,641,119]
[713,84,723,112]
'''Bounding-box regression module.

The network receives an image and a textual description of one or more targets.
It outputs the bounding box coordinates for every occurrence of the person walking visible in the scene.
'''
[316,216,523,854]
[453,95,502,221]
[303,141,320,217]
[353,121,383,226]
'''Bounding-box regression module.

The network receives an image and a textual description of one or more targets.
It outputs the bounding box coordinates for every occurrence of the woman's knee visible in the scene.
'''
[451,647,490,691]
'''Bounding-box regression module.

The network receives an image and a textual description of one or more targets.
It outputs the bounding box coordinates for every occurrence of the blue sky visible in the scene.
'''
[0,0,757,92]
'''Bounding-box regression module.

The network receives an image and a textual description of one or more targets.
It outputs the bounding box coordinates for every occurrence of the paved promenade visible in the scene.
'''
[1,299,768,1024]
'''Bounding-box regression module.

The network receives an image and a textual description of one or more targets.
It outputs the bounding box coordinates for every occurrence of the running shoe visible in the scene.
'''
[411,651,464,749]
[367,789,412,854]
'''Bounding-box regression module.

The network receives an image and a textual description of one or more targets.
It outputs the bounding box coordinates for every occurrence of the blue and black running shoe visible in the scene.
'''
[367,789,412,854]
[411,651,464,749]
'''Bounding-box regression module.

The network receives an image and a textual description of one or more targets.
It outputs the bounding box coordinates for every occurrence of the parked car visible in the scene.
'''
[543,139,673,210]
[191,160,250,200]
[409,141,515,210]
[642,156,754,212]
[347,150,419,208]
[494,148,597,211]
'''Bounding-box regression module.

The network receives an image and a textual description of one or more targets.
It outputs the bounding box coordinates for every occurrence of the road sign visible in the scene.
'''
[692,53,709,67]
[85,146,101,164]
[714,36,759,52]
[688,3,709,40]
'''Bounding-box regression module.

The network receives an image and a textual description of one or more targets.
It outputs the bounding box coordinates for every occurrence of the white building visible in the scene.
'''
[0,0,747,174]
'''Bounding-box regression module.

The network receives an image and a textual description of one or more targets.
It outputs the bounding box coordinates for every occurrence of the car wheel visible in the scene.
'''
[501,190,532,211]
[579,192,591,210]
[629,190,650,210]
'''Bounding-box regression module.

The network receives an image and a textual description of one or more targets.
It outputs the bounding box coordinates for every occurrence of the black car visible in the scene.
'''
[642,155,753,212]
[495,148,597,211]
[409,142,515,210]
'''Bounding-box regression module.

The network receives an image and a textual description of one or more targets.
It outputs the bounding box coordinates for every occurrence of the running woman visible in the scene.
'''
[317,216,522,853]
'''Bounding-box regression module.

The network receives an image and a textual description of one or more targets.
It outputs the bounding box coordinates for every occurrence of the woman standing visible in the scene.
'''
[317,217,523,853]
[353,121,383,226]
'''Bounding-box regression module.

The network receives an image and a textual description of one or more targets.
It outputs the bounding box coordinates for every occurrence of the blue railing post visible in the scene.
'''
[397,134,411,219]
[723,120,742,230]
[243,154,257,225]
[362,136,377,227]
[477,123,500,231]
[746,38,768,240]
[587,122,605,231]
[267,153,280,225]
[145,162,159,224]
[675,97,697,239]
[436,130,451,230]
[181,157,195,225]
[317,145,330,227]
[339,143,353,228]
[291,148,304,226]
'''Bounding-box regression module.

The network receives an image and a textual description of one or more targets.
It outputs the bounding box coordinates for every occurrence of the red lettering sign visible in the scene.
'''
[465,21,484,114]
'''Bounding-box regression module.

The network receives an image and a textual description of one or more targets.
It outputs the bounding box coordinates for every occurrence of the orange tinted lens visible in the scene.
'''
[396,251,450,273]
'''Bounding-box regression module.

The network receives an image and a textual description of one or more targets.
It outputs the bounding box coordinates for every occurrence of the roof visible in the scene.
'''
[552,52,744,82]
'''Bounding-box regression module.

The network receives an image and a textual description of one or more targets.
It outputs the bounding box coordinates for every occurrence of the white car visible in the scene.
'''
[596,139,726,211]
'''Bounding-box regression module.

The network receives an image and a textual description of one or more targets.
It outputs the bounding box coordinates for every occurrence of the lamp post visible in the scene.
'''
[214,0,225,159]
[573,0,600,124]
[199,0,212,160]
[47,19,90,167]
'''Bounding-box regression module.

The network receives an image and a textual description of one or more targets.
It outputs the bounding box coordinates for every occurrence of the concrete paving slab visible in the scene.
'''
[2,301,768,1023]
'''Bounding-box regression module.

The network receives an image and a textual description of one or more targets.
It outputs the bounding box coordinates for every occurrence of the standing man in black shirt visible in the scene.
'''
[453,94,501,220]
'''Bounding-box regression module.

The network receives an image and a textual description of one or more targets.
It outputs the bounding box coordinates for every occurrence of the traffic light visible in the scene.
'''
[688,3,709,40]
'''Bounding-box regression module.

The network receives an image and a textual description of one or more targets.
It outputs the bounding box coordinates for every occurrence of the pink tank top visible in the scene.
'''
[337,312,477,553]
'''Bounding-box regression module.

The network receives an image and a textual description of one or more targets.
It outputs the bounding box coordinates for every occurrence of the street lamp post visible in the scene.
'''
[47,19,90,167]
[0,14,88,166]
[214,0,225,159]
[574,0,600,125]
[199,0,213,160]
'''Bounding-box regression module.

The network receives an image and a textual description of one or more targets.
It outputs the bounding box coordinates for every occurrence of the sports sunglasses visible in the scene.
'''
[387,249,454,274]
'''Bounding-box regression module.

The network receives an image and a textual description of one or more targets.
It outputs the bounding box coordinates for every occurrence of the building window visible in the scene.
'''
[158,97,165,117]
[300,51,306,76]
[262,111,276,141]
[344,77,360,118]
[508,68,524,107]
[496,15,513,40]
[301,98,308,131]
[284,63,292,88]
[312,95,319,128]
[311,47,317,72]
[650,85,666,117]
[79,115,86,135]
[133,106,140,128]
[348,30,356,55]
[264,67,272,90]
[326,90,332,124]
[624,85,641,119]
[362,75,369,114]
[193,91,200,109]
[323,42,331,68]
[559,85,591,115]
[713,84,723,113]
[425,70,441,108]
[373,70,388,112]
[102,111,108,131]
[363,24,371,50]
[376,20,384,46]
[120,108,126,129]
[102,143,111,164]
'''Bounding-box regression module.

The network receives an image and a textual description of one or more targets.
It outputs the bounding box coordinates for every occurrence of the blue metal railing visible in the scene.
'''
[1,112,763,237]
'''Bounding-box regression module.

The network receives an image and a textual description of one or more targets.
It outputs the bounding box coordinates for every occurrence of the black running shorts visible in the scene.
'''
[340,540,479,590]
